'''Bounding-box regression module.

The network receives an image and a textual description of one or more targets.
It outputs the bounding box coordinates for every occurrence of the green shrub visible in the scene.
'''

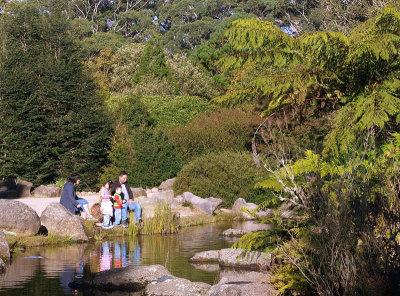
[173,151,269,207]
[141,95,214,127]
[101,126,184,188]
[168,108,261,161]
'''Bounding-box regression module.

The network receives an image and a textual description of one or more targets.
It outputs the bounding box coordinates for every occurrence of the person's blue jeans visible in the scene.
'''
[114,208,122,225]
[121,201,142,223]
[76,198,88,214]
[103,214,111,227]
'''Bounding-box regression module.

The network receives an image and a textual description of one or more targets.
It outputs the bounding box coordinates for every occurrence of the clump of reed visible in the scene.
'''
[140,202,180,235]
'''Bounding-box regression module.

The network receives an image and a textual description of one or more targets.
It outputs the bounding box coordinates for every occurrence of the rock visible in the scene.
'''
[189,250,220,263]
[16,180,33,197]
[158,178,175,191]
[0,258,5,274]
[207,271,276,296]
[190,248,271,271]
[183,192,222,215]
[232,198,261,220]
[281,210,299,220]
[151,187,159,193]
[232,198,247,213]
[40,203,88,241]
[146,190,174,201]
[218,248,271,271]
[132,187,147,198]
[222,229,245,237]
[190,263,220,272]
[146,275,211,296]
[32,185,62,197]
[256,209,274,218]
[0,177,17,191]
[0,190,18,199]
[231,221,273,233]
[174,195,184,203]
[73,265,170,291]
[0,200,41,236]
[0,229,10,261]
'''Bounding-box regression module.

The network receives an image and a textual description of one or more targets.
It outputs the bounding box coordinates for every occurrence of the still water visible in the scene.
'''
[0,222,238,296]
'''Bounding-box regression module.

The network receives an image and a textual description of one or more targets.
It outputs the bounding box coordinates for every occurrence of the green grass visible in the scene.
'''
[141,202,180,235]
[180,211,241,228]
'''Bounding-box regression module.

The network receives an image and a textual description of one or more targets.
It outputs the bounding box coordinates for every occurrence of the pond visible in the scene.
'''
[0,221,243,296]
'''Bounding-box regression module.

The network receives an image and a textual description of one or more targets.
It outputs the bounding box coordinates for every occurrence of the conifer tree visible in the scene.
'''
[0,0,111,187]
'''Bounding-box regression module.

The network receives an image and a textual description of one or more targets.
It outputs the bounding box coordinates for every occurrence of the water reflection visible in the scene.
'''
[0,221,235,296]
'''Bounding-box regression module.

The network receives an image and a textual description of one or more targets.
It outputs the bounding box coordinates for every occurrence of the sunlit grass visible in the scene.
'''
[140,202,180,235]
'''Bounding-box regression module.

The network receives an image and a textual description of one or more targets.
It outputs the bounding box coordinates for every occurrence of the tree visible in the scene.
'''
[0,0,111,187]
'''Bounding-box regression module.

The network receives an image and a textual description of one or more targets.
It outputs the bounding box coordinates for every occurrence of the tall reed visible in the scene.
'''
[140,202,180,235]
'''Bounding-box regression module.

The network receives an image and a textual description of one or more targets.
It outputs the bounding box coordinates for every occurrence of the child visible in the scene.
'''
[113,185,126,226]
[100,180,113,229]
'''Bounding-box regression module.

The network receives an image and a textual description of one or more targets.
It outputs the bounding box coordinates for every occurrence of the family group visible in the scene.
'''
[60,171,142,229]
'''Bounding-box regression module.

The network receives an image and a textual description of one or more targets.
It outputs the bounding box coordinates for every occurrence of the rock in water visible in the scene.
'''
[0,200,41,236]
[40,203,88,241]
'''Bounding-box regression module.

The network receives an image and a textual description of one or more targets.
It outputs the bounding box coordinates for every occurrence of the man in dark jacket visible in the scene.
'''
[111,171,142,227]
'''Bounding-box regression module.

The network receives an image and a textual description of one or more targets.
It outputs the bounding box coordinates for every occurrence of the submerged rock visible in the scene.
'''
[207,271,276,296]
[40,203,88,241]
[0,200,41,236]
[71,265,170,291]
[189,250,220,263]
[223,221,274,238]
[145,275,211,296]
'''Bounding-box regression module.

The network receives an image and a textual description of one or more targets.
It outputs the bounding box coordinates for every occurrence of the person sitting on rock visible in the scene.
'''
[60,174,96,221]
[100,180,114,229]
[111,171,142,227]
[113,185,126,227]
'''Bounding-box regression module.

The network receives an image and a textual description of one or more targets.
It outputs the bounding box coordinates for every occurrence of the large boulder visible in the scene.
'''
[146,275,211,296]
[207,271,277,296]
[40,203,88,241]
[132,187,147,198]
[16,180,33,197]
[32,185,62,197]
[0,229,10,261]
[158,178,175,191]
[0,200,41,236]
[71,265,170,291]
[182,192,222,215]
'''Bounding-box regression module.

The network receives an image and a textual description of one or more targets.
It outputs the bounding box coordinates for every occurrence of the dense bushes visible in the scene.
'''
[173,151,268,207]
[141,95,214,127]
[168,108,261,161]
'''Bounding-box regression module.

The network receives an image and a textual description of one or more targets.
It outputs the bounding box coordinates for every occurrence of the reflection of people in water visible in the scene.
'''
[100,242,112,271]
[132,241,141,266]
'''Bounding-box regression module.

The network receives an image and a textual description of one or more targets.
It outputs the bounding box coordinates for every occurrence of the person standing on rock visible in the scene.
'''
[60,174,96,220]
[111,171,142,227]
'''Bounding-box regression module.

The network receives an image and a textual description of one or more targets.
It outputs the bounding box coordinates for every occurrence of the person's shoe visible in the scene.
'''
[114,224,121,227]
[102,225,111,229]
[122,220,129,228]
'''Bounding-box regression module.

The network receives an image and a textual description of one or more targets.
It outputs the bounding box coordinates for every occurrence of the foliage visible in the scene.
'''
[168,108,261,161]
[140,202,180,235]
[0,0,112,187]
[174,151,269,207]
[215,7,400,155]
[141,95,213,127]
